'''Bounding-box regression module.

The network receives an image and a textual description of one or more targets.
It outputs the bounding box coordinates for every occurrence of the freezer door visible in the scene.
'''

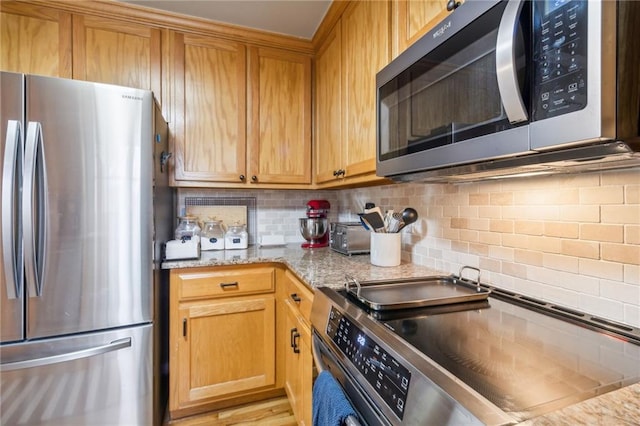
[24,75,154,339]
[0,324,152,425]
[1,71,25,344]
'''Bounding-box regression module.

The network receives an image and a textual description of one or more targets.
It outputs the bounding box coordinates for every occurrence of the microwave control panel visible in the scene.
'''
[326,307,411,420]
[533,0,588,120]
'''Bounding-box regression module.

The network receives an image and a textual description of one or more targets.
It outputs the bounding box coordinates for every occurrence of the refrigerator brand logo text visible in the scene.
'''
[122,94,143,101]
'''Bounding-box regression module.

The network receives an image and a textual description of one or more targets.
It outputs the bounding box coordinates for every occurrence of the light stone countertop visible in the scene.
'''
[162,244,640,425]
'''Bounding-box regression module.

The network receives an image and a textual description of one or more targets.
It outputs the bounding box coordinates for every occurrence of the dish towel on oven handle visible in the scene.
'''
[312,370,358,426]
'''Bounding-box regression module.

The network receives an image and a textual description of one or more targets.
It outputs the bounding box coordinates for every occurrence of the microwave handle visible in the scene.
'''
[496,0,528,124]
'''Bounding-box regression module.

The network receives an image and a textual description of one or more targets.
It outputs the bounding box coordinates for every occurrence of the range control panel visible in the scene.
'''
[326,307,411,420]
[533,0,588,120]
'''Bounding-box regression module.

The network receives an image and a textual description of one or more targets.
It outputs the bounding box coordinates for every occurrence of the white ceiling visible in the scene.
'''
[121,0,332,39]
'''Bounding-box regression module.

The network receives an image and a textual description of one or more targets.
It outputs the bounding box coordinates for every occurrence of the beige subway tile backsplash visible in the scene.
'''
[560,239,600,259]
[602,243,640,265]
[542,253,580,273]
[626,185,640,204]
[579,186,624,204]
[580,223,624,243]
[601,205,640,224]
[579,259,624,281]
[627,225,640,245]
[339,167,640,327]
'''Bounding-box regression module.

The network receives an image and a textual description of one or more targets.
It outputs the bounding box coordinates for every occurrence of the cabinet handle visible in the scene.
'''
[239,175,245,181]
[290,293,301,303]
[183,318,187,337]
[291,328,300,353]
[446,0,461,11]
[219,282,239,289]
[290,328,297,348]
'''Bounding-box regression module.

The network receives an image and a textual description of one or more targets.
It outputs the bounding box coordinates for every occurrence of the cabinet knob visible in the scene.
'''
[291,293,301,303]
[446,0,461,11]
[251,175,258,182]
[239,175,245,181]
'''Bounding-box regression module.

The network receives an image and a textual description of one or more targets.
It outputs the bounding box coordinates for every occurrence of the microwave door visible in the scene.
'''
[496,0,529,124]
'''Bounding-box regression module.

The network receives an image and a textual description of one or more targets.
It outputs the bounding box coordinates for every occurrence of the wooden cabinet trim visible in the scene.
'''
[26,0,313,54]
[188,297,269,318]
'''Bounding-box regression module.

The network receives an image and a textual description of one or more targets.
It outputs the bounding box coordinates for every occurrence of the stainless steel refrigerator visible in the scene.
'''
[1,72,173,425]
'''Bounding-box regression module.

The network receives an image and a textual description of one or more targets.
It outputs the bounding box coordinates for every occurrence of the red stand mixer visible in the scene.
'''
[299,200,330,248]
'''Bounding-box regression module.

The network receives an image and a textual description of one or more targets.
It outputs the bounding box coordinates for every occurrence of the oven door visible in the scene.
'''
[376,0,531,178]
[312,331,391,426]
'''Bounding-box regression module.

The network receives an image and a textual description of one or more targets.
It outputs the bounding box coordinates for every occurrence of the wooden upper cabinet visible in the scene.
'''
[72,15,161,94]
[248,47,311,184]
[171,32,311,187]
[393,0,459,58]
[341,0,390,179]
[313,1,390,186]
[0,2,72,77]
[171,32,247,184]
[314,23,343,184]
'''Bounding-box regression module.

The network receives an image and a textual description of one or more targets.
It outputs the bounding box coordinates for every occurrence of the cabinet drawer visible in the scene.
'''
[284,270,314,321]
[176,267,275,300]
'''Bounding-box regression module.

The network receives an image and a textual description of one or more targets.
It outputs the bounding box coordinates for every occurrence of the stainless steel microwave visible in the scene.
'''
[376,0,640,182]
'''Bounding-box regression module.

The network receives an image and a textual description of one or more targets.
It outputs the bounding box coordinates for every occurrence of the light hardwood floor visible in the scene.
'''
[164,397,297,426]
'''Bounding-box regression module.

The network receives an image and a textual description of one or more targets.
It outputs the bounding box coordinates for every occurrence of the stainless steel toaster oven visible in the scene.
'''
[329,222,370,255]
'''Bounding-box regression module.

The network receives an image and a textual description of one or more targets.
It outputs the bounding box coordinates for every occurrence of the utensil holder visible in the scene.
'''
[370,233,401,267]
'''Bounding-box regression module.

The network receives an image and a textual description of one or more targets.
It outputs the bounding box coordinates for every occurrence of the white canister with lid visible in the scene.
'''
[225,223,248,249]
[201,219,225,250]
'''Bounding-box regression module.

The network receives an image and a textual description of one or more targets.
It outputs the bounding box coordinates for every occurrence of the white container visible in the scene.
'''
[201,220,225,251]
[225,224,248,250]
[370,232,401,267]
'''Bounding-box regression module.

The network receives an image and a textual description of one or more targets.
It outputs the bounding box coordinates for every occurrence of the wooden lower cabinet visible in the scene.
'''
[282,270,315,425]
[168,264,315,422]
[284,300,313,426]
[169,265,279,419]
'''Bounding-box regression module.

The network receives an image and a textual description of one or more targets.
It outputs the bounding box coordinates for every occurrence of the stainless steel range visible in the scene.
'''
[310,274,640,425]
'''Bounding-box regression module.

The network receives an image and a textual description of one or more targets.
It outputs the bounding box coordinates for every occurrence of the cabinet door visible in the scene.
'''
[248,47,311,184]
[314,23,343,184]
[342,0,391,178]
[284,300,313,426]
[72,15,160,94]
[177,295,276,406]
[393,0,454,57]
[172,32,247,183]
[0,2,71,77]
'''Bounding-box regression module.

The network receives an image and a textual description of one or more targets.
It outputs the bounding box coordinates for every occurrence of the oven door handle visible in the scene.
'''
[496,0,528,124]
[312,333,363,426]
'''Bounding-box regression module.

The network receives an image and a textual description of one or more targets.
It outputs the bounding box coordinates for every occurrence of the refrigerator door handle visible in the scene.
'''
[2,120,23,299]
[0,337,132,372]
[23,121,48,297]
